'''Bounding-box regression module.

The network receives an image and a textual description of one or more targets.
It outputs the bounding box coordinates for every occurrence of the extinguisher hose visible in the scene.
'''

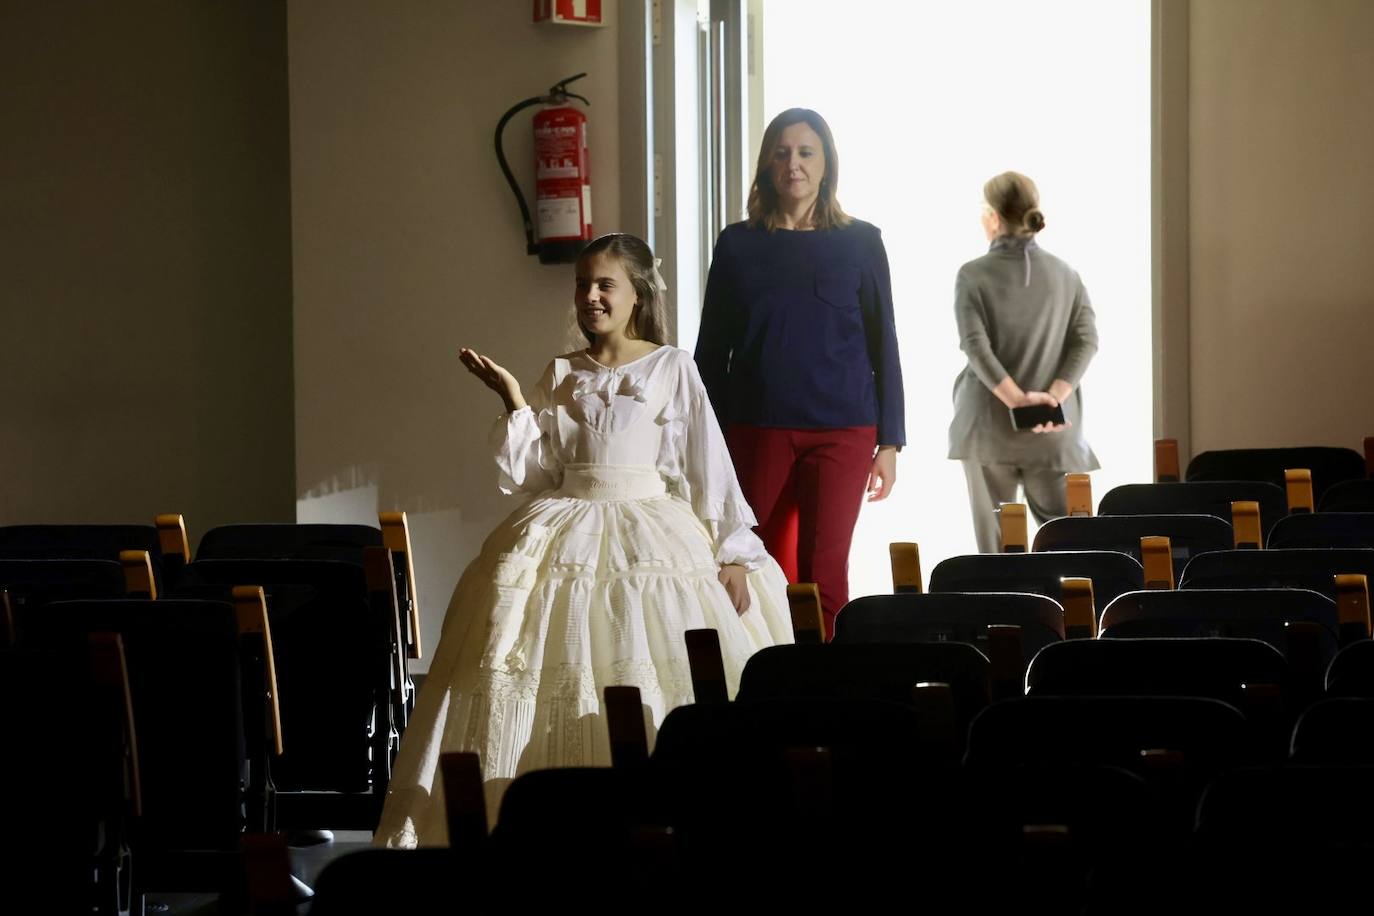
[494,95,549,256]
[494,74,590,257]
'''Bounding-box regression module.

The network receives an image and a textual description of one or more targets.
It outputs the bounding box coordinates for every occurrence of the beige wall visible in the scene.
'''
[0,1,295,539]
[1188,0,1374,454]
[9,0,1373,639]
[288,2,622,668]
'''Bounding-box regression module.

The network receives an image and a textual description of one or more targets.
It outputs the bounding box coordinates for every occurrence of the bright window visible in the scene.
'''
[759,0,1153,594]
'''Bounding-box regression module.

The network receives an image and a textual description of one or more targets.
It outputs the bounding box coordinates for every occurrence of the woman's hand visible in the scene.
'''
[459,348,526,413]
[718,564,751,615]
[867,445,897,501]
[1017,390,1072,434]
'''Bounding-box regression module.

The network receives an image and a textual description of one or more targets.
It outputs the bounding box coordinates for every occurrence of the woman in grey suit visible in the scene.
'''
[948,172,1099,553]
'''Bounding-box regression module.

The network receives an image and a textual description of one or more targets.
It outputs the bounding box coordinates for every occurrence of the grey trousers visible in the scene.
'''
[962,461,1069,554]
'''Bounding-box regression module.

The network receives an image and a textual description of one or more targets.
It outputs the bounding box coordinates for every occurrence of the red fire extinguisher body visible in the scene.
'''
[532,105,592,264]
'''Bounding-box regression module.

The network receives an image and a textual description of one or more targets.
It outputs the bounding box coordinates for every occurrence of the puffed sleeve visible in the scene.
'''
[491,360,562,495]
[662,353,769,569]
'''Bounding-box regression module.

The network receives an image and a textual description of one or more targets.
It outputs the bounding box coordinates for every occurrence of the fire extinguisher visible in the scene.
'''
[495,73,592,265]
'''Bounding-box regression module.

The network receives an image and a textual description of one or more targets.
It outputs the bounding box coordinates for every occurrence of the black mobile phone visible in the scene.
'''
[1010,403,1065,431]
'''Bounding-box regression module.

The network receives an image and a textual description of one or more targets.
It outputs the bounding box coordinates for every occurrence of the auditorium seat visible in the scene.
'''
[1179,547,1374,598]
[1287,697,1374,764]
[178,557,398,833]
[929,551,1144,610]
[1098,481,1287,538]
[29,595,282,903]
[1266,511,1374,549]
[832,592,1063,697]
[1324,638,1374,696]
[1185,446,1365,504]
[1032,513,1231,563]
[197,516,422,717]
[1318,478,1374,512]
[0,558,127,641]
[1192,765,1374,911]
[0,637,138,915]
[737,641,991,727]
[966,695,1255,835]
[1099,588,1338,658]
[0,518,188,592]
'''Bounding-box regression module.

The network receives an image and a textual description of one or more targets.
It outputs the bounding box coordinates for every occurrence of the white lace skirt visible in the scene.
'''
[374,465,794,847]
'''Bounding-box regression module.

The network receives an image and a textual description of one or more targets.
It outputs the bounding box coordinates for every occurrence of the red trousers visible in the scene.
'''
[726,424,877,640]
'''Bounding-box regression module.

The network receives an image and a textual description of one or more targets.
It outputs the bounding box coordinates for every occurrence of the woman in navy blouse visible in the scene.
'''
[695,107,905,640]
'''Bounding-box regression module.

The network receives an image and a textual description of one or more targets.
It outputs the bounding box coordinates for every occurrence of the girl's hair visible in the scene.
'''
[746,108,853,232]
[575,233,669,346]
[984,171,1046,236]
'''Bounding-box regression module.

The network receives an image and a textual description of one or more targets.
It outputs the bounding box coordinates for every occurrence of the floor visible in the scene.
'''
[153,830,373,915]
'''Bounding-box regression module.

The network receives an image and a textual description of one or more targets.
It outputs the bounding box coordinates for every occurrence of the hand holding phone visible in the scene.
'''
[1009,401,1067,432]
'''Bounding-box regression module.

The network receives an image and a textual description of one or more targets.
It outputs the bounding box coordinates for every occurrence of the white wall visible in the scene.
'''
[289,1,622,669]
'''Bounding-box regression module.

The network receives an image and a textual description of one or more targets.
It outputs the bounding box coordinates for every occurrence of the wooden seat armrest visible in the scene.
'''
[889,542,923,593]
[787,582,825,644]
[233,585,283,755]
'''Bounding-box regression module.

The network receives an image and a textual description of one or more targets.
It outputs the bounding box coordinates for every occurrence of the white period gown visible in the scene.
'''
[374,345,794,847]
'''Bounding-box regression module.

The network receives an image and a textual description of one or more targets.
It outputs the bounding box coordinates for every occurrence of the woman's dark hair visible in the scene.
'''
[575,233,669,346]
[746,108,853,231]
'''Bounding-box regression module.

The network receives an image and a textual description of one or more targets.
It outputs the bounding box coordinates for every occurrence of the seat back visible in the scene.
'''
[196,523,382,563]
[1180,548,1374,600]
[1186,446,1365,503]
[1289,698,1374,764]
[737,642,991,728]
[0,641,138,909]
[1325,638,1374,696]
[1267,512,1374,549]
[1025,636,1289,709]
[34,600,248,850]
[180,558,387,794]
[966,695,1254,773]
[1033,514,1232,563]
[1099,588,1339,661]
[1098,481,1287,537]
[833,591,1059,699]
[0,558,127,639]
[929,551,1144,609]
[1318,478,1374,512]
[0,525,168,590]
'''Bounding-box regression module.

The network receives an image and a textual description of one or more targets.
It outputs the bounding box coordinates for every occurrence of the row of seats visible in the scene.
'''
[1151,437,1372,501]
[8,440,1374,911]
[309,632,1374,912]
[1038,501,1374,553]
[0,515,428,913]
[305,440,1374,910]
[1015,438,1374,547]
[0,514,423,659]
[313,758,1374,912]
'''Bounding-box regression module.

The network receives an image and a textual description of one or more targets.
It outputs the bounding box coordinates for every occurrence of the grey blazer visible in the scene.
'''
[947,235,1100,471]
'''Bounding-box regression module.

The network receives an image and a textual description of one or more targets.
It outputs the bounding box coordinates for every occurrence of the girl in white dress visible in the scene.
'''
[375,233,794,847]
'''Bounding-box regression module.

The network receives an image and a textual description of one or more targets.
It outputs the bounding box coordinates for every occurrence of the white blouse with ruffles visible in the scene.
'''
[490,345,767,569]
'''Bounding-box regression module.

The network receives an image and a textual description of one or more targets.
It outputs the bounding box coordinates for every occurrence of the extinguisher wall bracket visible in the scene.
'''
[494,73,591,260]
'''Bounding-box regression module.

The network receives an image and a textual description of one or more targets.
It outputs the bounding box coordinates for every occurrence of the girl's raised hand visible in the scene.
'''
[459,348,526,412]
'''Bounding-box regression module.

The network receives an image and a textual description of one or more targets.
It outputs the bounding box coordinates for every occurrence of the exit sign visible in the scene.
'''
[533,0,603,26]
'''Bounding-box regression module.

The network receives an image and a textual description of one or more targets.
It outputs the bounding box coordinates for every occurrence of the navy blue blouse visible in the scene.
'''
[694,219,906,447]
